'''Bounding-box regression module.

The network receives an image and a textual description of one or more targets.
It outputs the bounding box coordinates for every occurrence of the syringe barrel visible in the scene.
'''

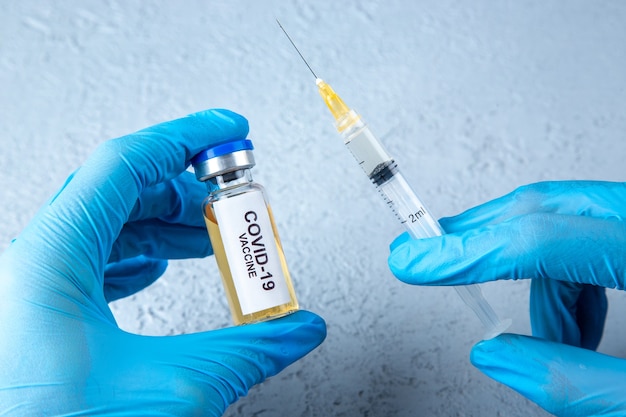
[340,118,509,339]
[340,117,394,178]
[376,172,443,239]
[341,120,441,237]
[377,167,509,339]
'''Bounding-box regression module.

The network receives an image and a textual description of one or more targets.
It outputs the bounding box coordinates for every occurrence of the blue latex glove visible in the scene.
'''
[388,181,626,416]
[0,109,326,416]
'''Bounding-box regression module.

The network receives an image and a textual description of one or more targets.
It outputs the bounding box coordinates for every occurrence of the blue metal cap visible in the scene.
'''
[191,139,255,182]
[191,139,254,165]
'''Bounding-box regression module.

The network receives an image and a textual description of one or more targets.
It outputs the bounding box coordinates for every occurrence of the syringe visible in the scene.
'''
[278,21,511,339]
[316,79,511,339]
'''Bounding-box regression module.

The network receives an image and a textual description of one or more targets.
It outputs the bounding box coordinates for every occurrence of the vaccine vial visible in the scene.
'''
[191,139,299,325]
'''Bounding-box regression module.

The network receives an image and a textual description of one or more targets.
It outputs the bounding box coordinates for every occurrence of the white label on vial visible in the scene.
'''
[213,190,291,315]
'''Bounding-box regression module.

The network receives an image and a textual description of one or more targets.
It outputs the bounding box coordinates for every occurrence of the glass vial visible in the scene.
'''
[191,139,299,325]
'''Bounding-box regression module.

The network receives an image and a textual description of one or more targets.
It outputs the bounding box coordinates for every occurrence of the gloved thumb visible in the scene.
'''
[154,310,326,415]
[471,333,626,416]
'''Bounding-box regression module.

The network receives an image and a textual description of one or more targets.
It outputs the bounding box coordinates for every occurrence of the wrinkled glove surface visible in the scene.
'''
[0,109,326,416]
[389,181,626,416]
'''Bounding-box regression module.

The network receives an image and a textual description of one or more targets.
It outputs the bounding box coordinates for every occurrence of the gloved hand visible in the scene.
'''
[388,180,626,416]
[0,109,326,416]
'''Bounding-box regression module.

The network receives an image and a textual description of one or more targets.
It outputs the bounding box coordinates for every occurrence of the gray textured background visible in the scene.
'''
[2,1,626,416]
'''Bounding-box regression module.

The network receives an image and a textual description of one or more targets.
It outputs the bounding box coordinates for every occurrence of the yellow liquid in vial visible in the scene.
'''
[204,203,299,325]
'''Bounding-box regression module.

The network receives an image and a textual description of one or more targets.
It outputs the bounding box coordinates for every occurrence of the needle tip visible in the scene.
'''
[276,19,318,79]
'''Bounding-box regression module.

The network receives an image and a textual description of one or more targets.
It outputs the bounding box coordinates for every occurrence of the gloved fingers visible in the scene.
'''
[439,181,626,234]
[154,310,326,416]
[103,256,167,302]
[530,279,607,350]
[389,212,626,288]
[108,220,211,263]
[471,333,626,416]
[127,171,207,227]
[17,109,246,291]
